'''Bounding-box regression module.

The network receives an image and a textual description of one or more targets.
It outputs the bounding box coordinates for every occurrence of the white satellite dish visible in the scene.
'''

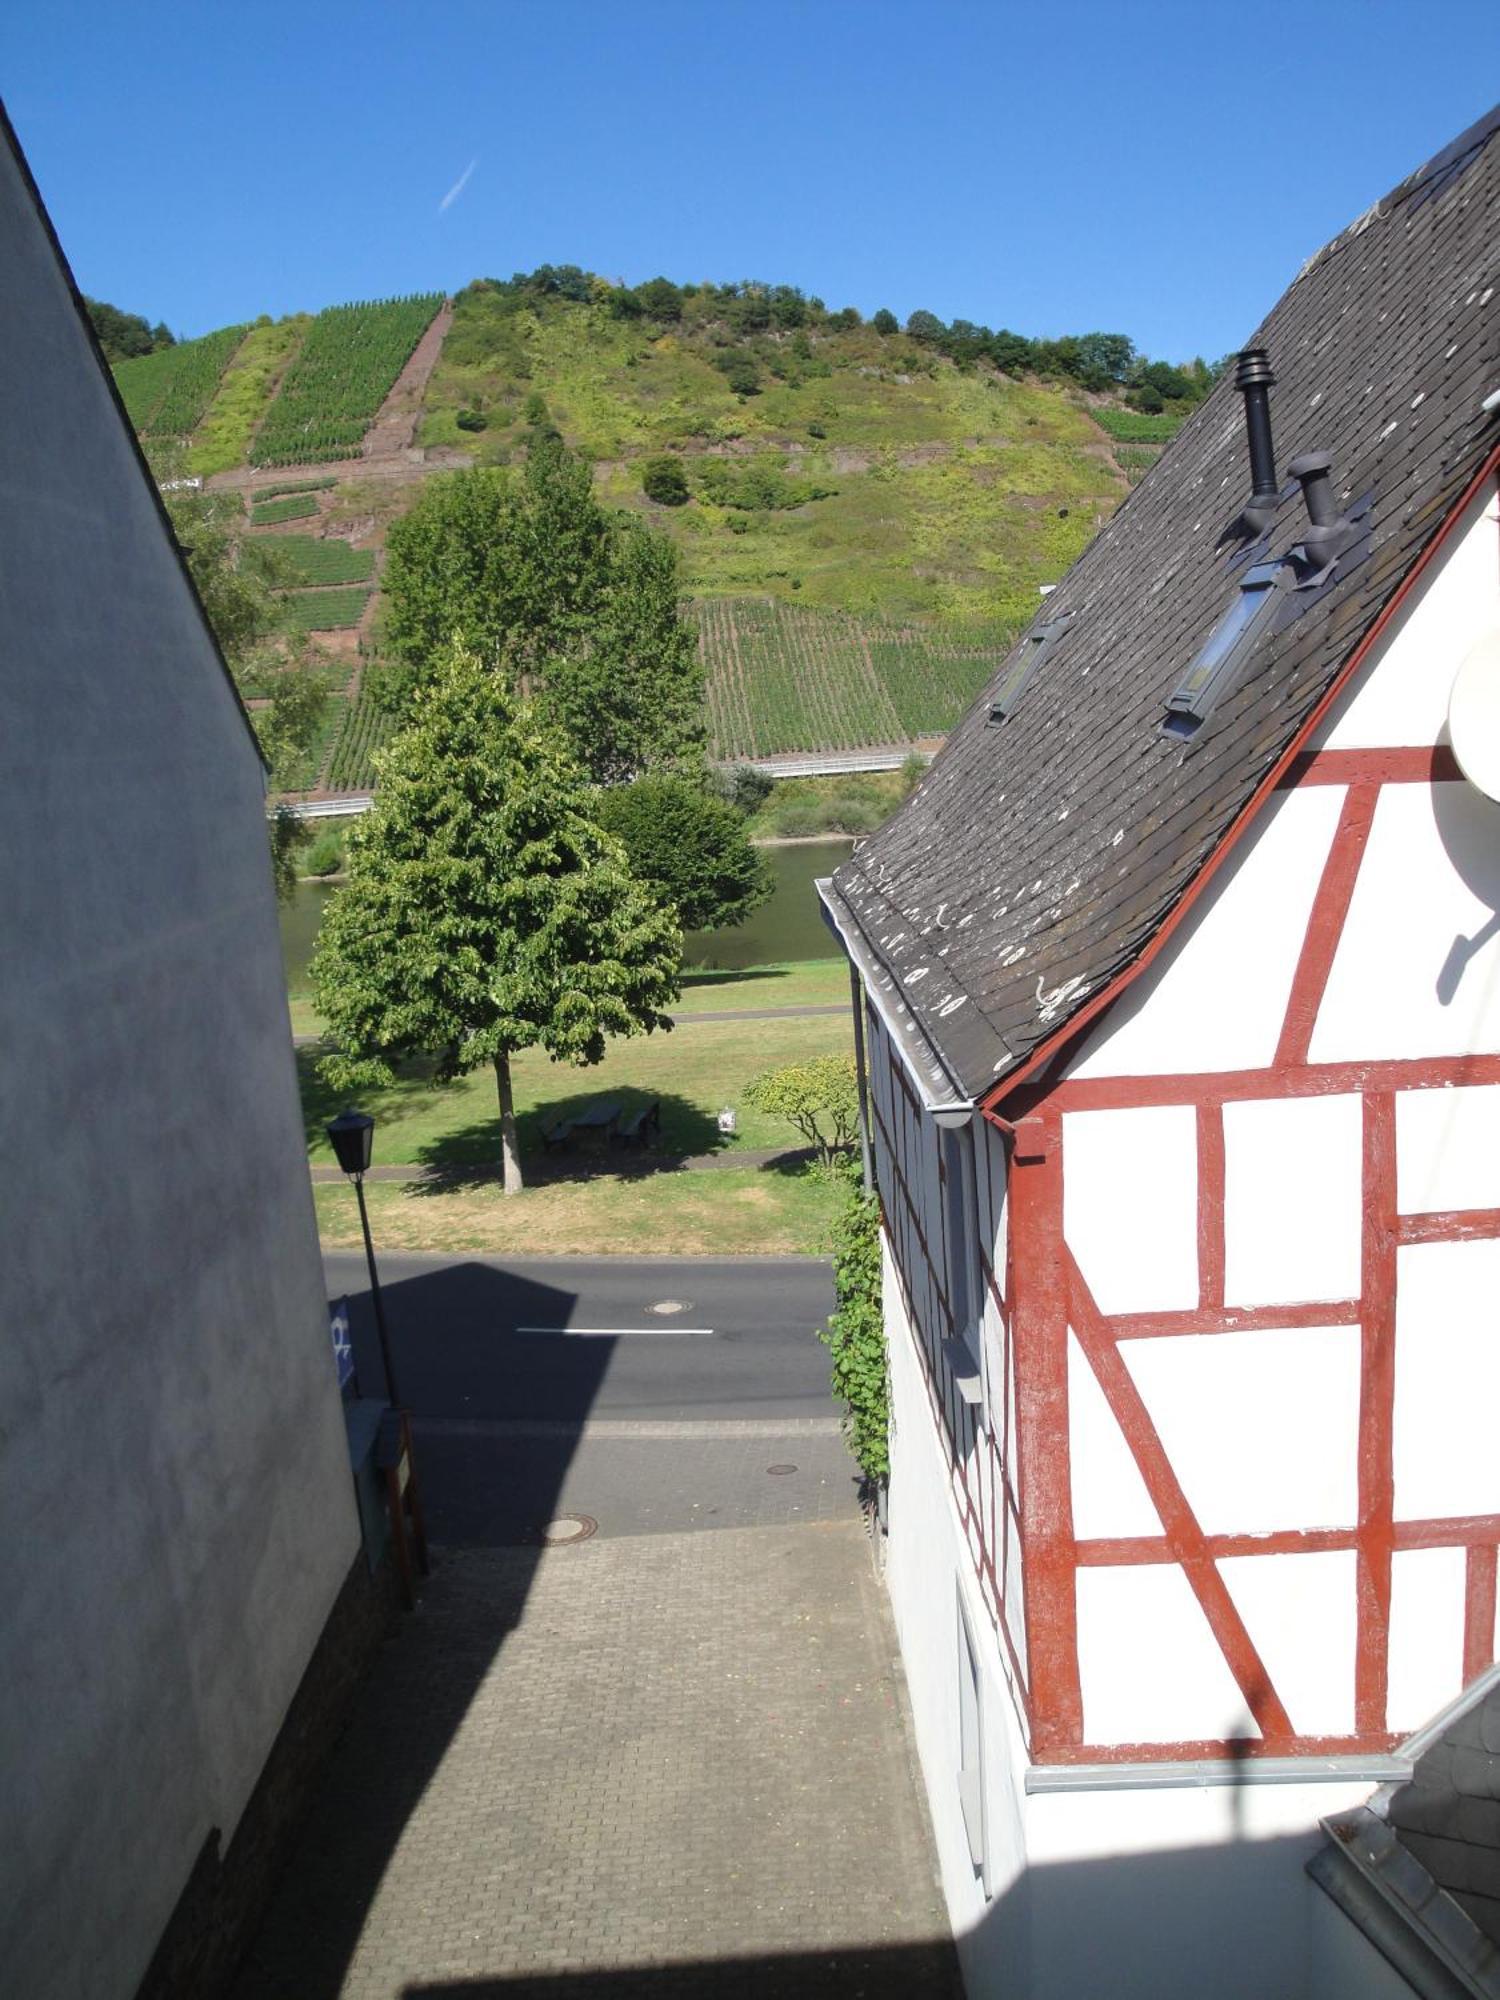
[1447,629,1500,803]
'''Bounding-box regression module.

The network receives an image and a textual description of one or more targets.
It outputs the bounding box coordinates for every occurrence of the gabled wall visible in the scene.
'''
[867,472,1500,1994]
[0,126,360,2000]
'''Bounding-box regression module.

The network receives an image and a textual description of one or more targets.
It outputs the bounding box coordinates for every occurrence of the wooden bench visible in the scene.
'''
[614,1101,661,1149]
[541,1117,575,1153]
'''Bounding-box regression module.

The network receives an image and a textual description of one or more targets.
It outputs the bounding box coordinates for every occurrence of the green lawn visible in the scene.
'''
[291,955,850,1039]
[314,1162,843,1257]
[299,1009,852,1171]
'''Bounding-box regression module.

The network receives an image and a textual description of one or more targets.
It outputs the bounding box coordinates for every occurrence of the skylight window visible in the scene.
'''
[987,614,1071,724]
[1163,562,1283,739]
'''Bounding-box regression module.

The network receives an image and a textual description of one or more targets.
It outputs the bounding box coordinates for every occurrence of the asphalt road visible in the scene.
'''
[326,1253,856,1543]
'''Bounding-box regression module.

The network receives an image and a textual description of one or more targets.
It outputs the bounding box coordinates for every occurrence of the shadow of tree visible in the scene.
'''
[410,1089,731,1188]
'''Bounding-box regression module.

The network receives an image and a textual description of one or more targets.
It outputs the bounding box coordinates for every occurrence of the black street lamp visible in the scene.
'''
[326,1109,402,1408]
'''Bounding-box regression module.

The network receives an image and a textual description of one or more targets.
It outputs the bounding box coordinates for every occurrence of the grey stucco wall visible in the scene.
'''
[0,125,360,2000]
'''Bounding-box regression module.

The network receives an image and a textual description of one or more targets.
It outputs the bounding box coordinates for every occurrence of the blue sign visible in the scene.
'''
[329,1297,356,1393]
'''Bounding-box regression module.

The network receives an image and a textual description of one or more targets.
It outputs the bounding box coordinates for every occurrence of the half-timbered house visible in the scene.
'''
[822,105,1500,1998]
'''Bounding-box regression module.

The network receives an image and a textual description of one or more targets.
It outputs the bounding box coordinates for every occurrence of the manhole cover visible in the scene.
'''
[648,1299,691,1315]
[531,1514,598,1546]
[766,1464,798,1477]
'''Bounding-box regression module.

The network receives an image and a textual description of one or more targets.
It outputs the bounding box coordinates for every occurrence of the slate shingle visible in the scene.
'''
[833,105,1500,1100]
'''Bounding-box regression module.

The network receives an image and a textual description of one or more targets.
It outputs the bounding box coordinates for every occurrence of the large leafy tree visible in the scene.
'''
[311,643,681,1193]
[596,772,770,933]
[380,441,704,782]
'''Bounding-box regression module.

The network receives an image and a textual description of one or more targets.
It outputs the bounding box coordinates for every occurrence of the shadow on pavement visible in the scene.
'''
[233,1260,605,2000]
[404,1940,964,1999]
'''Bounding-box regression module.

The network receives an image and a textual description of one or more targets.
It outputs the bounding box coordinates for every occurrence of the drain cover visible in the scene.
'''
[532,1514,598,1546]
[766,1464,798,1477]
[648,1299,691,1315]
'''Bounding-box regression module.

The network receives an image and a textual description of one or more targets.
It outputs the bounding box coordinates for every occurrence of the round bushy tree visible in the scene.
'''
[641,455,690,506]
[596,772,771,933]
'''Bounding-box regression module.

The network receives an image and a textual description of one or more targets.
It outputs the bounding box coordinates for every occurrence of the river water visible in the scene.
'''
[279,837,855,993]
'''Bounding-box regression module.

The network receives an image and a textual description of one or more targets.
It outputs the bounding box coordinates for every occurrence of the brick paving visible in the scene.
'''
[231,1520,957,1999]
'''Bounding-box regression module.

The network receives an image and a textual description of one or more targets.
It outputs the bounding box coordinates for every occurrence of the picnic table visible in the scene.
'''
[572,1096,621,1136]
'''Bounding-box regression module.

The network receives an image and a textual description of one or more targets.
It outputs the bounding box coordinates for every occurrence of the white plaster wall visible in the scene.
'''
[883,1230,1031,1986]
[1393,1239,1500,1521]
[1068,1333,1162,1540]
[1396,1082,1500,1213]
[1222,1093,1363,1305]
[1120,1323,1359,1534]
[1317,482,1500,751]
[1068,783,1346,1080]
[1063,1104,1198,1313]
[1217,1551,1357,1738]
[1076,1562,1256,1746]
[1387,1546,1468,1735]
[1022,1777,1388,2000]
[1312,780,1500,1063]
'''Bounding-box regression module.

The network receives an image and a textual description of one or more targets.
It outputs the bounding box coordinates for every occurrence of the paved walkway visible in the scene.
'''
[232,1520,957,1999]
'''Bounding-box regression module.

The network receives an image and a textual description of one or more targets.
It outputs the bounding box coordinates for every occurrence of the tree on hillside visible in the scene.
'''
[87,297,174,362]
[871,309,898,336]
[596,772,770,933]
[312,643,681,1194]
[641,455,690,506]
[155,452,329,895]
[381,443,705,783]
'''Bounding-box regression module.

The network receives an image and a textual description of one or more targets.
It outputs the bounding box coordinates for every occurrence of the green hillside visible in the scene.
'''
[113,270,1208,781]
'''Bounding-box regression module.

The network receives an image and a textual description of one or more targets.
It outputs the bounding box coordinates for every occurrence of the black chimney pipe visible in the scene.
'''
[1286,449,1359,585]
[1235,349,1279,510]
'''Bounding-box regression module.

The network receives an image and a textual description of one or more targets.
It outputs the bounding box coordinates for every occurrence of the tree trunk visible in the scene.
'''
[495,1052,523,1195]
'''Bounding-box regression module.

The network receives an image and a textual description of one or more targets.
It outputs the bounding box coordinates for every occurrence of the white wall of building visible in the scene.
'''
[0,132,360,2000]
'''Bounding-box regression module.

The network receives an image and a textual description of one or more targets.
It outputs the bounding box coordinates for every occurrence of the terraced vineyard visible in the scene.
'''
[698,596,1015,758]
[279,585,372,634]
[114,324,247,437]
[249,294,445,466]
[271,535,375,586]
[326,686,399,791]
[251,494,319,526]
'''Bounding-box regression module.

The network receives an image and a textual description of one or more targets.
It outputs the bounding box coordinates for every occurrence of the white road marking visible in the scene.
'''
[512,1325,716,1338]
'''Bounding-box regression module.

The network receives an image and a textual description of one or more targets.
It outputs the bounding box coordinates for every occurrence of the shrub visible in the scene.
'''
[456,407,488,432]
[807,421,827,439]
[823,1175,887,1483]
[641,455,690,506]
[871,308,898,336]
[744,1055,859,1165]
[303,823,347,875]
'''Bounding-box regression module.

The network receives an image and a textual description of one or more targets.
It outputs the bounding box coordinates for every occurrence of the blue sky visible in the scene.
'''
[4,1,1497,362]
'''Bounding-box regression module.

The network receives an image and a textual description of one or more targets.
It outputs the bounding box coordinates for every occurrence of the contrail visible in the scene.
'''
[438,159,478,214]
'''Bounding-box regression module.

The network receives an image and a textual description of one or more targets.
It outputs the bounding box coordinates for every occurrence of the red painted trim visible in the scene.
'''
[1356,1093,1398,1735]
[1107,1299,1361,1339]
[1196,1103,1225,1309]
[985,444,1500,1122]
[1044,1052,1500,1115]
[1280,744,1464,787]
[1464,1546,1497,1684]
[1077,1515,1500,1567]
[1398,1209,1500,1245]
[1009,1109,1082,1754]
[1066,1248,1295,1740]
[1040,1732,1400,1767]
[1274,785,1378,1069]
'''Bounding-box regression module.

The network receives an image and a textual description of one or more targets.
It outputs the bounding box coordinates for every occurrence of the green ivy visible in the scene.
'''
[822,1173,888,1483]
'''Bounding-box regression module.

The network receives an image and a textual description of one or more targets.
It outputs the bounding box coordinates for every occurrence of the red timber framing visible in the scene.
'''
[970,459,1500,1766]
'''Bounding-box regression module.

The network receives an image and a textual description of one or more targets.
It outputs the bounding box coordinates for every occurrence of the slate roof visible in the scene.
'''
[1312,1675,1500,1995]
[829,104,1500,1102]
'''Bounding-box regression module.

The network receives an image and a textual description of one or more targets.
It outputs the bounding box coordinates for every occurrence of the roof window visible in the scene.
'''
[987,614,1071,725]
[1162,561,1284,740]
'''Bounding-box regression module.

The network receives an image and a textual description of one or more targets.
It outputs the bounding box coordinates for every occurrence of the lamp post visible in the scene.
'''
[326,1110,402,1408]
